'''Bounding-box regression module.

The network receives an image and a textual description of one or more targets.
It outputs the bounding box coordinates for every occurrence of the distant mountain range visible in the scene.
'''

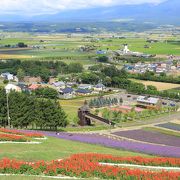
[0,0,179,25]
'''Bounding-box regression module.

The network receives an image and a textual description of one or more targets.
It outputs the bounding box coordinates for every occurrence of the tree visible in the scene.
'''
[17,42,28,48]
[119,98,123,105]
[34,87,58,99]
[101,66,120,78]
[35,99,67,130]
[68,63,83,73]
[9,92,35,128]
[80,72,99,84]
[0,88,7,127]
[97,56,109,63]
[146,85,157,91]
[3,80,9,84]
[17,68,25,81]
[0,90,67,129]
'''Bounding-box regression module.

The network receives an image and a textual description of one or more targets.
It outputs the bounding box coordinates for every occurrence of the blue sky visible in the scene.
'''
[0,0,167,16]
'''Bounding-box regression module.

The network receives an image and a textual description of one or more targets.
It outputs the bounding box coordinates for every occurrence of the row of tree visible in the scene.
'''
[89,97,122,108]
[102,106,178,124]
[0,88,67,129]
[0,60,83,82]
[129,71,180,84]
[34,87,59,99]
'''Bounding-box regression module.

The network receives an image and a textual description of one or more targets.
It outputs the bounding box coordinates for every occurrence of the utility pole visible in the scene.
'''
[6,93,10,128]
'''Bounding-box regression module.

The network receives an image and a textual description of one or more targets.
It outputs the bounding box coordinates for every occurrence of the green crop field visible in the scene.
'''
[0,33,179,63]
[98,38,180,55]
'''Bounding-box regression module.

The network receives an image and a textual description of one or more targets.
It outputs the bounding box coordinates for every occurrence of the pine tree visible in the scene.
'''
[0,88,7,127]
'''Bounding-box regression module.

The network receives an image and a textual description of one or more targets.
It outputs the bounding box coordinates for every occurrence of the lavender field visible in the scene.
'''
[42,131,180,157]
[113,130,180,147]
[156,123,180,131]
[19,129,180,157]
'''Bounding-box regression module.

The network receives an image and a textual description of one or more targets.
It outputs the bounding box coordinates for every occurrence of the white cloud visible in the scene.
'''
[0,0,166,16]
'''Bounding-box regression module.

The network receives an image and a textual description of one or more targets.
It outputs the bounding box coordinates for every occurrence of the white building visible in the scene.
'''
[1,72,14,81]
[123,44,130,54]
[78,84,93,90]
[5,84,22,94]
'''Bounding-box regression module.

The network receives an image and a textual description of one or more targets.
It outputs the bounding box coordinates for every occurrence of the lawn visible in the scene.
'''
[60,97,97,123]
[60,99,85,123]
[130,79,180,91]
[0,136,150,162]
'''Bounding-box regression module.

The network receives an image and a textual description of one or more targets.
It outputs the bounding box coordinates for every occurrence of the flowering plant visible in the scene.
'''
[0,154,179,179]
[0,128,44,138]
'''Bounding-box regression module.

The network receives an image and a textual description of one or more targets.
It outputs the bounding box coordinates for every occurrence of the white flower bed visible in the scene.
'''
[100,162,180,171]
[0,174,80,179]
[34,136,47,140]
[0,141,42,144]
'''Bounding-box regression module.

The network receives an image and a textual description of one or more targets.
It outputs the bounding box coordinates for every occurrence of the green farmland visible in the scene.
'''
[0,33,180,63]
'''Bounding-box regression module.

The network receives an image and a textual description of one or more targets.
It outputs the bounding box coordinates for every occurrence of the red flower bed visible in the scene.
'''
[0,154,179,179]
[0,128,44,138]
[0,134,29,142]
[71,153,180,167]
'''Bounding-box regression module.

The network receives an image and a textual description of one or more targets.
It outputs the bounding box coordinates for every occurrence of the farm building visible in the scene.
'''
[5,84,21,93]
[137,96,162,109]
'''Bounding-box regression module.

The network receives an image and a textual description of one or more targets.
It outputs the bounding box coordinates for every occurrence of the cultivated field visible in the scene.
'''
[131,79,180,91]
[0,32,180,63]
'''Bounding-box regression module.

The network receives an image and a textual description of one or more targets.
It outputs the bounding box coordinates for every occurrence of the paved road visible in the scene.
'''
[86,111,180,134]
[120,111,180,128]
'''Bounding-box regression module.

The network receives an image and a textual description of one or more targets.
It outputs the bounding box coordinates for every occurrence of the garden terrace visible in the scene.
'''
[70,153,180,167]
[0,154,179,179]
[0,134,29,142]
[0,128,44,138]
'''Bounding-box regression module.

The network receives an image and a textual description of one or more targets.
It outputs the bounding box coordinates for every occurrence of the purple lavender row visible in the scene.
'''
[43,131,180,158]
[18,129,180,157]
[156,123,180,132]
[112,130,180,147]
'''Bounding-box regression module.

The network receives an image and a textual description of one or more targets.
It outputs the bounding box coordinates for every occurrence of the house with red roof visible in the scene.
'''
[28,84,40,91]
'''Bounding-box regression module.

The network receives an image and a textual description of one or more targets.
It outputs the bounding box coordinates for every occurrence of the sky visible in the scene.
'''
[0,0,167,16]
